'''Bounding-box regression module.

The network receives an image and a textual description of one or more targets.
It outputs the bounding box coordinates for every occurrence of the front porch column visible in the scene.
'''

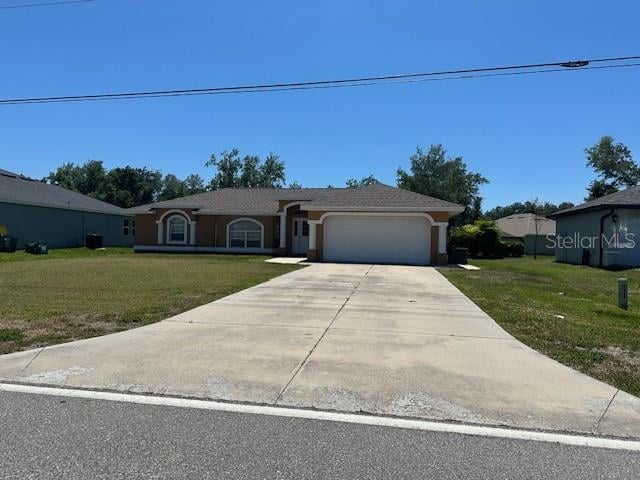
[279,213,286,249]
[156,221,163,244]
[189,222,197,246]
[307,220,319,261]
[437,223,447,254]
[308,222,317,250]
[434,222,448,265]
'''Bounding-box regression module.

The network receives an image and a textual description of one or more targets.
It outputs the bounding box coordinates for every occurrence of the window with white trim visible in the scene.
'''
[167,215,187,243]
[229,220,262,248]
[123,219,130,236]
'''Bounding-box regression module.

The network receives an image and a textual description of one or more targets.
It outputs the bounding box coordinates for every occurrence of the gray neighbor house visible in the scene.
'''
[496,213,556,255]
[549,186,640,268]
[0,168,133,249]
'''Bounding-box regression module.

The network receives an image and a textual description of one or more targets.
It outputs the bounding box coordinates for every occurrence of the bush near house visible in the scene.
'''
[448,219,523,258]
[502,240,525,257]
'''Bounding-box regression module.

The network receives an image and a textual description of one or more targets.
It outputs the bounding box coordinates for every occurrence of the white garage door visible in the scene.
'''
[323,215,431,265]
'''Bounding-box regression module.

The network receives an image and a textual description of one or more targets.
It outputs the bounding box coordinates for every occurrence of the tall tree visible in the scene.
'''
[240,155,262,187]
[158,174,186,201]
[397,145,488,226]
[183,174,206,195]
[585,136,638,200]
[259,153,286,188]
[206,149,286,188]
[484,200,575,219]
[102,167,162,208]
[46,162,82,190]
[206,149,242,189]
[46,160,107,198]
[79,160,108,197]
[346,175,379,187]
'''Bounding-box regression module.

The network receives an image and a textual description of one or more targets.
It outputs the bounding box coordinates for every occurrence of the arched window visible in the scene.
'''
[167,215,187,244]
[228,219,263,248]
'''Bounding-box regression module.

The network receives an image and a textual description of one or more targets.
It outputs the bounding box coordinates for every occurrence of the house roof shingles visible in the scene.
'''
[496,213,556,238]
[0,169,127,215]
[128,183,464,215]
[549,186,640,218]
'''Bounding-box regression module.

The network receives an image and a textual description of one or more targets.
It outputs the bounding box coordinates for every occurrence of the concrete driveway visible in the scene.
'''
[1,263,638,437]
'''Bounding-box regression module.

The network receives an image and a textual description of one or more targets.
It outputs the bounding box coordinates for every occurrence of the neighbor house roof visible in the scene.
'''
[128,183,464,216]
[549,186,640,218]
[496,213,556,238]
[0,168,129,215]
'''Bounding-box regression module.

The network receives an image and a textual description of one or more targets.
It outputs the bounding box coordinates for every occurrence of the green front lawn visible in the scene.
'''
[439,256,640,396]
[0,248,302,354]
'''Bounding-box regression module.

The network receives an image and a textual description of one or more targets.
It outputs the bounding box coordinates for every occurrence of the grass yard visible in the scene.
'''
[440,256,640,396]
[0,248,302,354]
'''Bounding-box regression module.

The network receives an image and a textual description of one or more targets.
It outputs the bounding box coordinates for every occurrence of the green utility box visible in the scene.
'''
[0,235,18,253]
[25,241,48,255]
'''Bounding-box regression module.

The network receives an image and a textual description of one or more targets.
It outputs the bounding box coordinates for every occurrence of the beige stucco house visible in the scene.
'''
[129,184,463,265]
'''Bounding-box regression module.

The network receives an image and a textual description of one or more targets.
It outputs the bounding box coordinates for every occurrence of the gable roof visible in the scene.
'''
[128,183,464,215]
[496,213,555,238]
[0,168,129,215]
[549,186,640,218]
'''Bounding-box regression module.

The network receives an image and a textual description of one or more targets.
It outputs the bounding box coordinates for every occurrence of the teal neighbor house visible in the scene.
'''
[0,168,133,249]
[549,186,640,268]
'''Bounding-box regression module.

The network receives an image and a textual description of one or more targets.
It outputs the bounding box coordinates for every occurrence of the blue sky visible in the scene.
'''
[1,0,638,209]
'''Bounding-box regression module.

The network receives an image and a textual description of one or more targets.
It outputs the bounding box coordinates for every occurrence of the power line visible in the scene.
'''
[0,0,93,10]
[1,55,638,105]
[15,62,638,106]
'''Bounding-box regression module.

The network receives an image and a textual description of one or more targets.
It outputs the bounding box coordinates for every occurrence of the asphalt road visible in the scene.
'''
[1,391,638,480]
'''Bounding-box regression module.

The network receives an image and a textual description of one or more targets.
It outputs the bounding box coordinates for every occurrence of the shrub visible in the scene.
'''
[449,219,504,258]
[449,220,526,258]
[502,240,524,257]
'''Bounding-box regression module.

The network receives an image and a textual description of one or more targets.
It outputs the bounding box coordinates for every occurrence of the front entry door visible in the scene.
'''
[292,218,309,255]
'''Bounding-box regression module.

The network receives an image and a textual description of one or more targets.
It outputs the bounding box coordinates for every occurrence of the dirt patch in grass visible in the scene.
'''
[591,347,640,394]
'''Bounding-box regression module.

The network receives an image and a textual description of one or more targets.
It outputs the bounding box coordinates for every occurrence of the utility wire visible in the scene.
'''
[1,55,638,105]
[10,62,639,106]
[0,0,93,9]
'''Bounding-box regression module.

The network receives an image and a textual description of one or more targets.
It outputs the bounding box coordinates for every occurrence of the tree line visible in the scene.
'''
[45,150,291,208]
[45,136,635,222]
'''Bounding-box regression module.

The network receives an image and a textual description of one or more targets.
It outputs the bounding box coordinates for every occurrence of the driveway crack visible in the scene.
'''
[593,389,619,434]
[273,265,373,404]
[19,347,46,375]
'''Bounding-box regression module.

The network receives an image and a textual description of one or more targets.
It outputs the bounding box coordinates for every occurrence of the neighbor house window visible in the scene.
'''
[123,219,130,236]
[229,219,262,248]
[131,220,136,236]
[167,215,187,243]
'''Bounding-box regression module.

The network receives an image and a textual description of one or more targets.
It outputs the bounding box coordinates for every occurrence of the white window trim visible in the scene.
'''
[226,218,264,249]
[166,214,188,244]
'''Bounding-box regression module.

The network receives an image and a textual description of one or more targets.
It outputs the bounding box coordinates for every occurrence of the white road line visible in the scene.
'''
[2,382,639,452]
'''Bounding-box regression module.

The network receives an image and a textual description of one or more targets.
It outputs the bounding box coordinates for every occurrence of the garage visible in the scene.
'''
[322,215,431,265]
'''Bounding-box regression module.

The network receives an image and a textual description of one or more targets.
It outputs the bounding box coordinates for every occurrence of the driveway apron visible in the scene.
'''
[1,263,638,438]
